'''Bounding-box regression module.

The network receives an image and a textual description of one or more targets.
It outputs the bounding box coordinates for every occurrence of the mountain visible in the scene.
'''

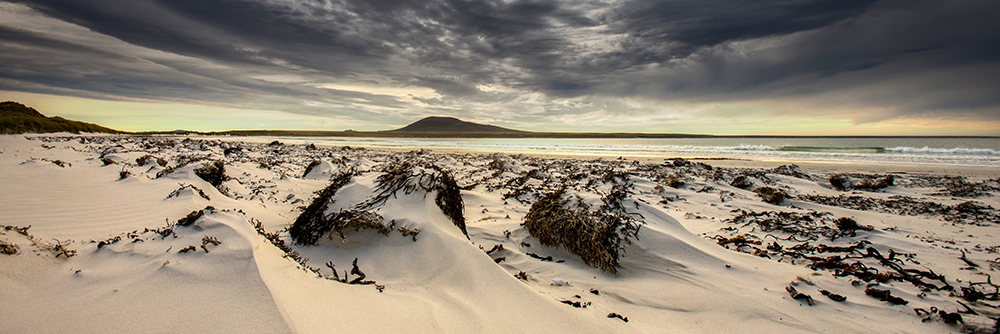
[390,116,524,133]
[0,101,121,134]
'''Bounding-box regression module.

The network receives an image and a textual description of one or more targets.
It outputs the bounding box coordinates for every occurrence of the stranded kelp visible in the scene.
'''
[523,171,643,274]
[289,172,356,245]
[356,160,467,238]
[828,173,894,192]
[798,194,1000,225]
[23,135,1000,332]
[290,160,464,245]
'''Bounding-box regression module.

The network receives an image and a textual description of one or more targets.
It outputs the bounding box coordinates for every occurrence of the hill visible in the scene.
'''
[0,101,121,134]
[0,101,46,118]
[211,115,713,138]
[389,116,524,133]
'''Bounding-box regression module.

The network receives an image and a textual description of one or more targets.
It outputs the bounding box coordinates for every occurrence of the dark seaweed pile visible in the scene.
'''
[798,194,999,226]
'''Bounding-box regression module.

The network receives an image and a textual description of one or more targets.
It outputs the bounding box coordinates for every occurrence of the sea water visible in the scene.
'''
[275,137,1000,167]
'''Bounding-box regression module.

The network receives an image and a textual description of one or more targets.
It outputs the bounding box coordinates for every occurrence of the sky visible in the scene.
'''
[1,0,998,135]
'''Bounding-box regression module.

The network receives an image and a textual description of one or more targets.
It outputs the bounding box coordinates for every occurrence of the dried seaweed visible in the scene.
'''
[907,176,1000,198]
[200,235,221,253]
[433,168,468,238]
[303,160,321,178]
[0,240,19,255]
[176,209,205,227]
[155,157,205,178]
[786,285,814,305]
[754,187,786,205]
[522,185,642,274]
[289,173,354,245]
[665,174,684,189]
[165,183,210,201]
[865,287,908,305]
[829,174,895,192]
[607,313,629,322]
[799,194,999,225]
[819,290,847,301]
[5,225,78,258]
[357,161,468,238]
[135,154,167,167]
[730,175,754,189]
[194,160,227,188]
[325,210,390,241]
[770,164,811,179]
[725,210,864,242]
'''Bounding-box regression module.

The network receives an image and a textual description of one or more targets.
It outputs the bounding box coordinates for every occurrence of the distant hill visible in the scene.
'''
[389,116,524,133]
[214,116,714,138]
[0,101,121,134]
[0,101,46,118]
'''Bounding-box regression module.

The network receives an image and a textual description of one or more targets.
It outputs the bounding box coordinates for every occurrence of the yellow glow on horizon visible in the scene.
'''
[2,90,997,135]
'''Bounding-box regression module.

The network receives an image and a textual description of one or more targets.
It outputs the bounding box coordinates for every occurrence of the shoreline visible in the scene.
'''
[16,133,1000,177]
[202,135,999,178]
[423,147,1000,178]
[4,134,999,333]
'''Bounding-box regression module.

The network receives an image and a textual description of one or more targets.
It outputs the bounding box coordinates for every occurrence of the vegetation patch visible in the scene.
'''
[1,101,120,134]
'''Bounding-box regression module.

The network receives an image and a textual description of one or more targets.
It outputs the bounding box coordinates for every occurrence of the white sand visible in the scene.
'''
[2,134,998,333]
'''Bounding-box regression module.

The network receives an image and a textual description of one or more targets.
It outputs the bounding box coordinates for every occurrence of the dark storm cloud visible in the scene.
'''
[602,0,881,54]
[1,0,998,125]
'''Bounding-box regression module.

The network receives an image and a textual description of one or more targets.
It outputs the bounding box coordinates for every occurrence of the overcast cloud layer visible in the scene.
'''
[1,0,998,133]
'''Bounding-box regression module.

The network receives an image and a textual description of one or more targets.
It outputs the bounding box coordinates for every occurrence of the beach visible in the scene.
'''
[2,134,999,333]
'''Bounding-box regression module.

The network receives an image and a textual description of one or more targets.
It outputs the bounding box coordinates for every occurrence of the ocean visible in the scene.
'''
[268,136,1000,167]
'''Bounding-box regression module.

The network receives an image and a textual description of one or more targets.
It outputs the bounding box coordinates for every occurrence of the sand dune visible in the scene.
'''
[2,134,998,333]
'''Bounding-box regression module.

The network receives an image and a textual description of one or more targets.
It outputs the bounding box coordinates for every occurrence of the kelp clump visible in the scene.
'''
[290,165,448,246]
[194,160,227,188]
[289,173,355,245]
[830,174,894,192]
[357,161,467,238]
[523,186,642,274]
[754,187,787,205]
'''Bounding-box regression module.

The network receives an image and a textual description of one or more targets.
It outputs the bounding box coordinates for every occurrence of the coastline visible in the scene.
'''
[183,134,1000,178]
[3,134,999,333]
[424,147,1000,178]
[208,135,999,178]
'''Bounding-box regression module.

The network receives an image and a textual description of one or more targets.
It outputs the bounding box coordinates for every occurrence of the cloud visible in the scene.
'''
[0,0,997,132]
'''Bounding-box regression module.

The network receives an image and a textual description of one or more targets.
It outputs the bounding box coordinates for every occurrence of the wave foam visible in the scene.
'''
[886,146,1000,155]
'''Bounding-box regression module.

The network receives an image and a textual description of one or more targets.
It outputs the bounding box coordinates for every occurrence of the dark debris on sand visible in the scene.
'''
[32,136,1000,331]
